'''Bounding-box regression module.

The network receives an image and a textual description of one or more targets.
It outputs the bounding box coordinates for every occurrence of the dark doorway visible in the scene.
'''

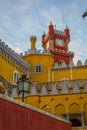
[70,119,81,127]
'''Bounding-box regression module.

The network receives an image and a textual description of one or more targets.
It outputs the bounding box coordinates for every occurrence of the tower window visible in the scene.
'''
[35,64,42,72]
[13,71,19,85]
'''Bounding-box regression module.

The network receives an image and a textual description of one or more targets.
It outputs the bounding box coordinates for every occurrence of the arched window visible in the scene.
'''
[13,71,19,85]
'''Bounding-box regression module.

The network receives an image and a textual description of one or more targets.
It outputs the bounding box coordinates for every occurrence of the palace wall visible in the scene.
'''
[0,94,71,130]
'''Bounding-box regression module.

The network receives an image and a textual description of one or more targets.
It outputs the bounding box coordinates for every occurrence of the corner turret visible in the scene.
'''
[64,26,70,43]
[48,22,54,37]
[42,32,46,48]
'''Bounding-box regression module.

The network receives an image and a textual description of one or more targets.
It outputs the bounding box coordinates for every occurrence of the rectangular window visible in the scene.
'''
[35,65,42,72]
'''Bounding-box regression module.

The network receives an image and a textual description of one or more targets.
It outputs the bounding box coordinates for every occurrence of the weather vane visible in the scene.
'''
[82,10,87,18]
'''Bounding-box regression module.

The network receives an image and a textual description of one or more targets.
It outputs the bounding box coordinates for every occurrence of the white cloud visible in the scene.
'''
[40,6,64,29]
[0,0,87,64]
[69,39,87,65]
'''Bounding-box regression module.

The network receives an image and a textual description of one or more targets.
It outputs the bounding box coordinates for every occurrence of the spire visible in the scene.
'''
[66,25,68,29]
[43,31,45,35]
[50,21,53,25]
[49,21,54,35]
[54,25,56,30]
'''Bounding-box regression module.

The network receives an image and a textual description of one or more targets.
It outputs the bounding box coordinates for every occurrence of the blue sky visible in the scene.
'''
[0,0,87,64]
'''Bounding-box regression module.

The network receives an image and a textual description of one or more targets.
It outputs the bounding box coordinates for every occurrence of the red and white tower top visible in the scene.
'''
[42,22,74,67]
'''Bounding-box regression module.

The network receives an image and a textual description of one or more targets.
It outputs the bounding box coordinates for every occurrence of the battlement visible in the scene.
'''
[54,30,65,37]
[53,59,87,69]
[0,39,30,72]
[1,77,87,98]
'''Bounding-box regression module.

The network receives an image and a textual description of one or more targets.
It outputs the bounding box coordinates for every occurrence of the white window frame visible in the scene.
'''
[13,71,19,85]
[34,64,42,73]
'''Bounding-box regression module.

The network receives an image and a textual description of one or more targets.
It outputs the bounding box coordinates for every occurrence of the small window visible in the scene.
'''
[35,64,42,72]
[13,71,19,85]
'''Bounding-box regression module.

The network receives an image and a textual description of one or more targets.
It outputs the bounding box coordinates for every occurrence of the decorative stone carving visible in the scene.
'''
[61,83,69,94]
[84,59,87,65]
[73,83,80,93]
[41,85,48,95]
[50,84,58,95]
[30,86,38,95]
[61,61,67,68]
[83,82,87,92]
[53,63,58,69]
[0,82,5,94]
[11,87,18,98]
[77,60,83,66]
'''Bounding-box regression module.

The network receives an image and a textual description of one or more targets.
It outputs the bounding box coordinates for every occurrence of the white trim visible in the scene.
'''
[34,64,42,73]
[13,71,19,85]
[60,78,69,81]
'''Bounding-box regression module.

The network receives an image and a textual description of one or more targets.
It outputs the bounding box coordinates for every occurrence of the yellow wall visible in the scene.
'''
[23,53,87,83]
[20,93,87,128]
[17,93,87,122]
[28,67,87,83]
[1,45,87,128]
[22,53,87,128]
[0,55,24,85]
[23,54,87,83]
[23,54,53,71]
[23,54,53,82]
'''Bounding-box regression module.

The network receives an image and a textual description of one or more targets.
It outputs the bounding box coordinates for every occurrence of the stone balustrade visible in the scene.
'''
[2,79,87,98]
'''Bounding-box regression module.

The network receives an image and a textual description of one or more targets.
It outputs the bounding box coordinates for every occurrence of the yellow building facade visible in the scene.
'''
[0,23,87,129]
[22,34,87,128]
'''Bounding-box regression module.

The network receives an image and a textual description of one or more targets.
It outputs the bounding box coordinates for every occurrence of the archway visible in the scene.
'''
[41,105,52,113]
[69,103,80,113]
[55,104,66,117]
[70,119,81,127]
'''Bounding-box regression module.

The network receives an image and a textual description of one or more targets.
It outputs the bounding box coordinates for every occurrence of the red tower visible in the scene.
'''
[42,22,74,67]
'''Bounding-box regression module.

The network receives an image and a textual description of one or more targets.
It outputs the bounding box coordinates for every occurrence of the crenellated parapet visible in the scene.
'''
[28,79,87,96]
[0,39,30,72]
[53,59,87,69]
[3,78,87,98]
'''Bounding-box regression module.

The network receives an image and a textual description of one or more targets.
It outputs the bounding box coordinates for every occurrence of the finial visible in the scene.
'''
[43,31,45,35]
[30,35,37,39]
[50,21,53,25]
[54,25,56,30]
[66,25,68,29]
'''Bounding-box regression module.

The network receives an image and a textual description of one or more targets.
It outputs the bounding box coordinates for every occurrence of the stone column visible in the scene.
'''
[66,112,70,120]
[81,111,85,126]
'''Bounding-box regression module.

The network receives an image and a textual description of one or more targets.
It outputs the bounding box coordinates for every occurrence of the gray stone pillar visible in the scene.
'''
[66,113,70,120]
[81,112,85,126]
